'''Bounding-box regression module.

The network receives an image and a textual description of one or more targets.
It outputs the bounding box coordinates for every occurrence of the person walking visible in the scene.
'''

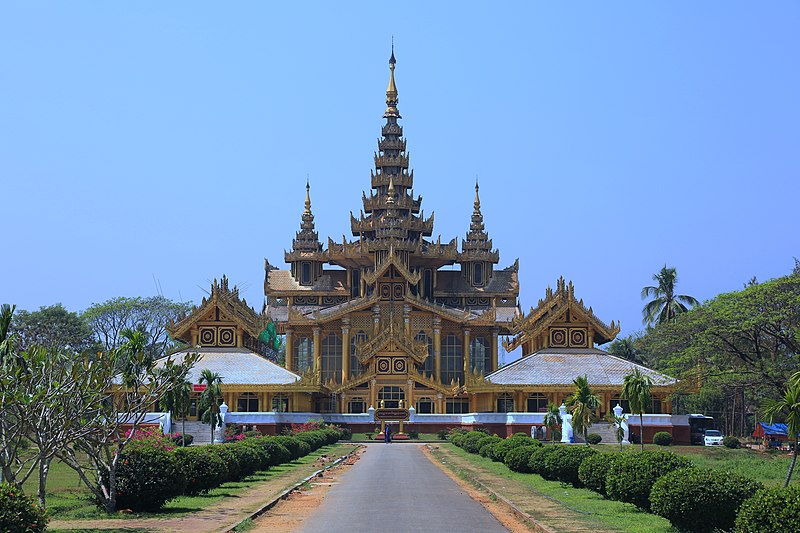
[384,423,392,444]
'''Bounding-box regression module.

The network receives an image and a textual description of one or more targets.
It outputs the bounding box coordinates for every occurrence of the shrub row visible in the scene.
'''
[0,483,48,532]
[114,427,344,512]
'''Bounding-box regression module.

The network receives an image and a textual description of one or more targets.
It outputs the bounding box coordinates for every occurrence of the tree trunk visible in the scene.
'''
[210,404,216,444]
[182,418,186,447]
[37,456,51,508]
[639,413,645,451]
[785,440,798,488]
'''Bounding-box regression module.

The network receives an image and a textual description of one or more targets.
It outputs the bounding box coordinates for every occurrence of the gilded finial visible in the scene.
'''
[474,178,481,212]
[304,178,312,214]
[385,41,400,118]
[387,176,395,204]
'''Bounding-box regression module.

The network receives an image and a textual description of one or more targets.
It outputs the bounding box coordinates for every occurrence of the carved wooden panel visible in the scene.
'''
[218,327,236,347]
[199,327,216,346]
[568,328,588,348]
[350,314,372,331]
[411,314,432,331]
[550,327,568,348]
[376,357,391,374]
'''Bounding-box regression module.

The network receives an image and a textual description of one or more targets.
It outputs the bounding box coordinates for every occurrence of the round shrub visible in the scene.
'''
[605,450,692,509]
[0,482,48,532]
[544,446,598,487]
[491,436,537,462]
[653,432,673,446]
[479,436,503,457]
[257,439,292,466]
[175,446,228,495]
[723,436,741,449]
[228,441,267,477]
[209,443,246,482]
[735,485,800,533]
[528,445,561,479]
[294,431,325,451]
[461,432,489,454]
[578,453,620,496]
[272,436,305,460]
[475,435,502,455]
[586,433,602,445]
[114,441,187,511]
[449,432,468,448]
[651,466,762,532]
[504,445,541,473]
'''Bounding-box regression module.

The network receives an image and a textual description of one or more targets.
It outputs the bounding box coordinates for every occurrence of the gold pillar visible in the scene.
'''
[403,304,411,336]
[463,328,471,378]
[370,379,377,409]
[491,327,499,372]
[436,392,444,414]
[433,316,442,382]
[341,319,350,384]
[372,304,381,337]
[313,326,321,379]
[285,328,294,372]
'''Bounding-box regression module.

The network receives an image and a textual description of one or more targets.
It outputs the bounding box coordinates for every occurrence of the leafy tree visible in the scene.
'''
[198,370,224,443]
[622,368,653,451]
[641,266,699,327]
[542,402,561,443]
[12,304,96,354]
[566,375,600,445]
[762,372,800,487]
[160,377,191,446]
[82,296,192,358]
[608,335,646,365]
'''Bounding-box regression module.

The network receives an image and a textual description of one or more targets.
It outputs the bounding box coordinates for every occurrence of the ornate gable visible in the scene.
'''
[504,277,620,354]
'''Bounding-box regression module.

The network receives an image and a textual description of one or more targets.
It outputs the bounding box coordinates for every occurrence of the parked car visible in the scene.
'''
[703,429,724,446]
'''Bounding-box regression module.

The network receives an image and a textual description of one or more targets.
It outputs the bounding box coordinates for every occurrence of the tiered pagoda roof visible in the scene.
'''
[459,182,500,264]
[285,181,324,263]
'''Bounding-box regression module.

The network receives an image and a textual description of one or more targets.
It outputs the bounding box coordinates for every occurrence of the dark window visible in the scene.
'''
[445,398,470,414]
[301,262,312,285]
[609,396,630,414]
[497,393,514,413]
[294,335,313,373]
[271,393,289,412]
[416,331,434,377]
[652,398,662,414]
[527,393,548,413]
[441,333,463,385]
[350,331,368,377]
[237,392,259,412]
[348,397,366,414]
[416,397,434,414]
[351,269,360,298]
[423,269,433,299]
[378,386,405,408]
[473,263,483,286]
[469,336,490,374]
[321,333,342,384]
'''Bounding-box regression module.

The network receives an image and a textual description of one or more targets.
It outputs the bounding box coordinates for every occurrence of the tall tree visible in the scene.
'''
[82,296,192,358]
[198,370,224,443]
[608,335,646,365]
[566,375,600,445]
[641,266,699,327]
[160,377,192,446]
[542,402,562,443]
[622,368,653,451]
[762,372,800,488]
[12,304,96,354]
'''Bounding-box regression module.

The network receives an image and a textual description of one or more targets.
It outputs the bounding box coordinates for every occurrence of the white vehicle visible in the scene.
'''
[703,429,724,446]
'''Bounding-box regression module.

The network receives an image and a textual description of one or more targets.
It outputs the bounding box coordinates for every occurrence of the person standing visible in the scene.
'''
[384,423,392,444]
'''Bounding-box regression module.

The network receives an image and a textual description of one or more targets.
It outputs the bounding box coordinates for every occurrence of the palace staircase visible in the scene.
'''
[173,420,214,445]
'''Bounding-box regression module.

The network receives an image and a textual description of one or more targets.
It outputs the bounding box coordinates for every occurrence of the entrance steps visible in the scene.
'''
[173,420,214,445]
[578,423,623,445]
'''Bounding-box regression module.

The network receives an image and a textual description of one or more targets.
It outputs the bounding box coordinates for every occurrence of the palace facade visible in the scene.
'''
[165,51,682,442]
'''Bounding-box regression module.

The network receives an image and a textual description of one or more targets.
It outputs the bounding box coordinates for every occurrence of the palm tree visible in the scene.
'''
[641,265,699,327]
[762,372,800,487]
[543,402,562,443]
[566,375,600,445]
[160,377,192,446]
[607,336,646,365]
[622,368,653,451]
[198,369,224,443]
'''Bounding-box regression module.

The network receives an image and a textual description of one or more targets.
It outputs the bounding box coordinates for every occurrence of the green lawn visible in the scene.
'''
[596,444,797,487]
[26,443,353,521]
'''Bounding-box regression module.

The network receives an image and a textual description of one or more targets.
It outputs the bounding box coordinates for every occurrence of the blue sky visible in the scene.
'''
[1,2,798,358]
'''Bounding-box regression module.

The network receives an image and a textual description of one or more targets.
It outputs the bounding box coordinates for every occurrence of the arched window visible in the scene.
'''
[416,397,434,414]
[294,335,313,373]
[473,262,484,286]
[470,335,490,374]
[527,393,547,413]
[350,331,368,377]
[348,397,366,414]
[497,393,514,413]
[416,331,434,377]
[237,392,259,412]
[301,262,312,285]
[441,333,463,385]
[378,386,405,408]
[321,332,342,384]
[271,393,289,412]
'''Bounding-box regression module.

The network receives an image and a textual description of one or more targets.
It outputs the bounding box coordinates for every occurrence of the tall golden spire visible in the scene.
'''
[304,178,312,214]
[384,42,400,118]
[474,179,481,214]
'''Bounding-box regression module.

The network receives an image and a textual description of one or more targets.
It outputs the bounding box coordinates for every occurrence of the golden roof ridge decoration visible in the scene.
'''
[329,368,378,394]
[409,367,461,395]
[361,246,422,285]
[306,293,381,323]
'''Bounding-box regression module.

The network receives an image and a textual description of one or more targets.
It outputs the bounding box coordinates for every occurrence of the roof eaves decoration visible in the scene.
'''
[353,323,429,363]
[405,292,479,324]
[409,367,462,395]
[329,368,378,394]
[362,246,422,285]
[305,294,381,323]
[167,276,263,340]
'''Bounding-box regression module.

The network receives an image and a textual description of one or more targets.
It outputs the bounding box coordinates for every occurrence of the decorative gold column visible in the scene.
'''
[433,316,442,382]
[436,392,444,414]
[372,304,381,336]
[403,304,411,336]
[341,318,350,384]
[313,327,321,379]
[491,327,499,372]
[462,328,471,378]
[285,328,294,372]
[370,378,377,409]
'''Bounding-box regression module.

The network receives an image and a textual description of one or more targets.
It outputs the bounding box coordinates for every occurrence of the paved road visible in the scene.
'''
[297,443,508,533]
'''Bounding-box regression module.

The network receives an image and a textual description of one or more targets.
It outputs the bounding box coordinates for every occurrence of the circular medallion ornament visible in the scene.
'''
[199,328,216,345]
[551,328,567,346]
[377,358,391,373]
[393,358,406,373]
[569,328,587,347]
[219,328,235,346]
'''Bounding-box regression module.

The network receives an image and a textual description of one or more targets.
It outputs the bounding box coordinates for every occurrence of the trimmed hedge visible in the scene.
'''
[605,450,692,509]
[735,485,800,533]
[653,432,673,446]
[504,444,541,473]
[528,445,561,480]
[461,432,490,454]
[491,435,536,462]
[586,433,602,445]
[543,446,598,487]
[578,453,620,497]
[114,440,187,512]
[272,435,307,460]
[479,436,503,458]
[175,446,228,496]
[258,439,292,466]
[650,466,762,533]
[0,482,48,533]
[723,436,741,449]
